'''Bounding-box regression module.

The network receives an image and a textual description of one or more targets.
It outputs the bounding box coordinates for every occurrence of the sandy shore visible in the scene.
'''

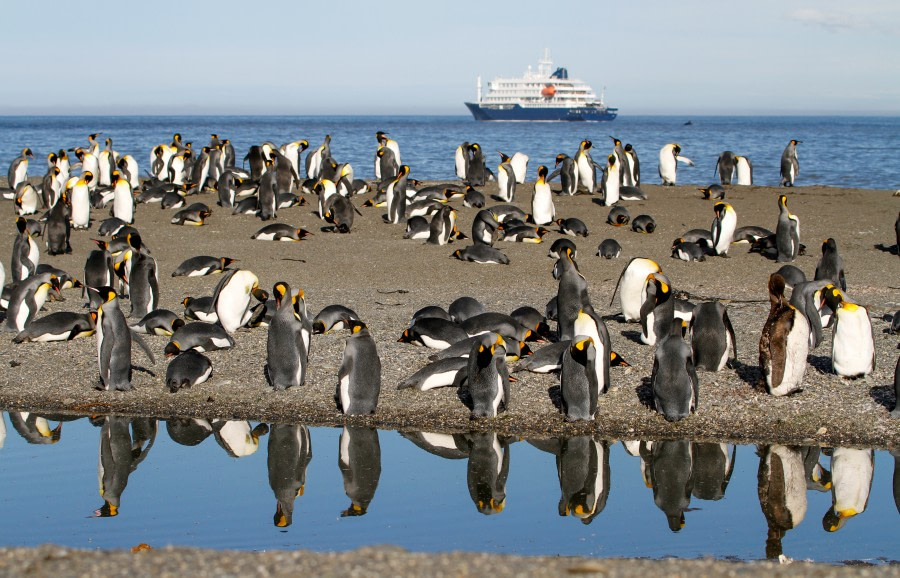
[1,177,898,449]
[1,545,897,577]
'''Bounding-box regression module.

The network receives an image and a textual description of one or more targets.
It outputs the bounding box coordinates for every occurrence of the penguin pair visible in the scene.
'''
[3,273,61,333]
[265,282,312,391]
[459,333,510,419]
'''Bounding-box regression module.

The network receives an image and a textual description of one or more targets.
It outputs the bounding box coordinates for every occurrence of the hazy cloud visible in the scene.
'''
[786,8,868,32]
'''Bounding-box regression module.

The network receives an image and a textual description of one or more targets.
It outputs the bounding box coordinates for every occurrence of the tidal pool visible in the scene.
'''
[0,411,897,563]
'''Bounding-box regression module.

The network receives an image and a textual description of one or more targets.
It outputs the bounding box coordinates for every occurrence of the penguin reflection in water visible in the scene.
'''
[757,444,808,559]
[338,426,382,517]
[267,424,312,527]
[556,437,611,524]
[93,416,157,517]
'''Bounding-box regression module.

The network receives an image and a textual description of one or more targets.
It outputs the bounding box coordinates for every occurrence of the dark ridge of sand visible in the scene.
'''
[1,177,898,449]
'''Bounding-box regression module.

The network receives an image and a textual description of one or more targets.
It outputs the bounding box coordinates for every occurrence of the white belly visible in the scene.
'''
[621,259,660,322]
[832,311,874,377]
[831,448,873,517]
[769,312,809,396]
[339,374,351,412]
[420,335,451,350]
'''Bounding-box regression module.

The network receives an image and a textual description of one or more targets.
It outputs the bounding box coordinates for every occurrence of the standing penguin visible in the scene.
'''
[780,140,801,187]
[559,337,599,421]
[759,273,810,396]
[461,333,510,419]
[8,148,34,192]
[609,257,663,322]
[603,154,621,205]
[574,139,599,194]
[257,169,277,221]
[639,273,675,346]
[821,287,875,379]
[265,282,312,391]
[11,217,39,283]
[548,153,579,196]
[624,144,640,187]
[70,171,93,229]
[336,319,382,415]
[384,165,409,224]
[124,244,159,319]
[555,249,590,341]
[111,171,134,225]
[659,143,693,186]
[455,141,470,181]
[573,309,613,397]
[714,151,737,185]
[495,152,516,202]
[734,155,753,185]
[711,202,737,256]
[814,238,846,291]
[690,302,737,372]
[651,321,699,422]
[212,269,266,333]
[426,206,458,246]
[775,195,801,263]
[466,143,490,186]
[531,165,555,225]
[94,287,134,391]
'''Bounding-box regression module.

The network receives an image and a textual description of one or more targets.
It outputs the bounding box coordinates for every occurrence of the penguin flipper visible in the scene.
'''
[687,356,699,412]
[723,309,738,367]
[130,330,156,365]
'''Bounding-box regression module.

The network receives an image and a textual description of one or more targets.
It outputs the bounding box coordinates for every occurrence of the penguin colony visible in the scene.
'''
[1,132,896,425]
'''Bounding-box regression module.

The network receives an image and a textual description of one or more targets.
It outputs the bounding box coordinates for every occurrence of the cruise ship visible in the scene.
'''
[464,51,617,122]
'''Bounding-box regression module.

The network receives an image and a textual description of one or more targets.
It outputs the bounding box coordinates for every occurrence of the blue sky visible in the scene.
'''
[1,0,897,115]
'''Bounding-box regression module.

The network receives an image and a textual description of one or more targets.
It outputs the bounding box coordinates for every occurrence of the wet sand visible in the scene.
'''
[1,545,896,577]
[1,178,898,449]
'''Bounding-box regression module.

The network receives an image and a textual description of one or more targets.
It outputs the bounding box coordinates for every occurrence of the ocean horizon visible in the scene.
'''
[3,115,898,190]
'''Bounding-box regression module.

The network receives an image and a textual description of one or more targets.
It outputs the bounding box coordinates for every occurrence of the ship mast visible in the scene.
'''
[477,76,482,103]
[538,48,552,77]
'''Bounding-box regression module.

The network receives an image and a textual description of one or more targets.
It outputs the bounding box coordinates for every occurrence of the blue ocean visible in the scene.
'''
[1,115,898,190]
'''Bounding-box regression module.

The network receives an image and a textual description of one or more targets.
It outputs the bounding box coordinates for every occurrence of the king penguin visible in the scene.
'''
[574,140,599,194]
[759,273,809,396]
[690,302,737,372]
[461,333,509,419]
[780,140,801,187]
[651,321,699,422]
[658,144,693,186]
[821,286,875,379]
[560,337,599,422]
[336,319,382,415]
[531,165,555,225]
[266,282,312,390]
[610,257,662,322]
[496,152,516,203]
[212,269,266,333]
[95,287,135,391]
[711,202,737,256]
[775,195,801,263]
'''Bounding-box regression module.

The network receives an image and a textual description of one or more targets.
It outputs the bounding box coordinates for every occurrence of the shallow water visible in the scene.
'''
[1,115,898,190]
[0,411,897,563]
